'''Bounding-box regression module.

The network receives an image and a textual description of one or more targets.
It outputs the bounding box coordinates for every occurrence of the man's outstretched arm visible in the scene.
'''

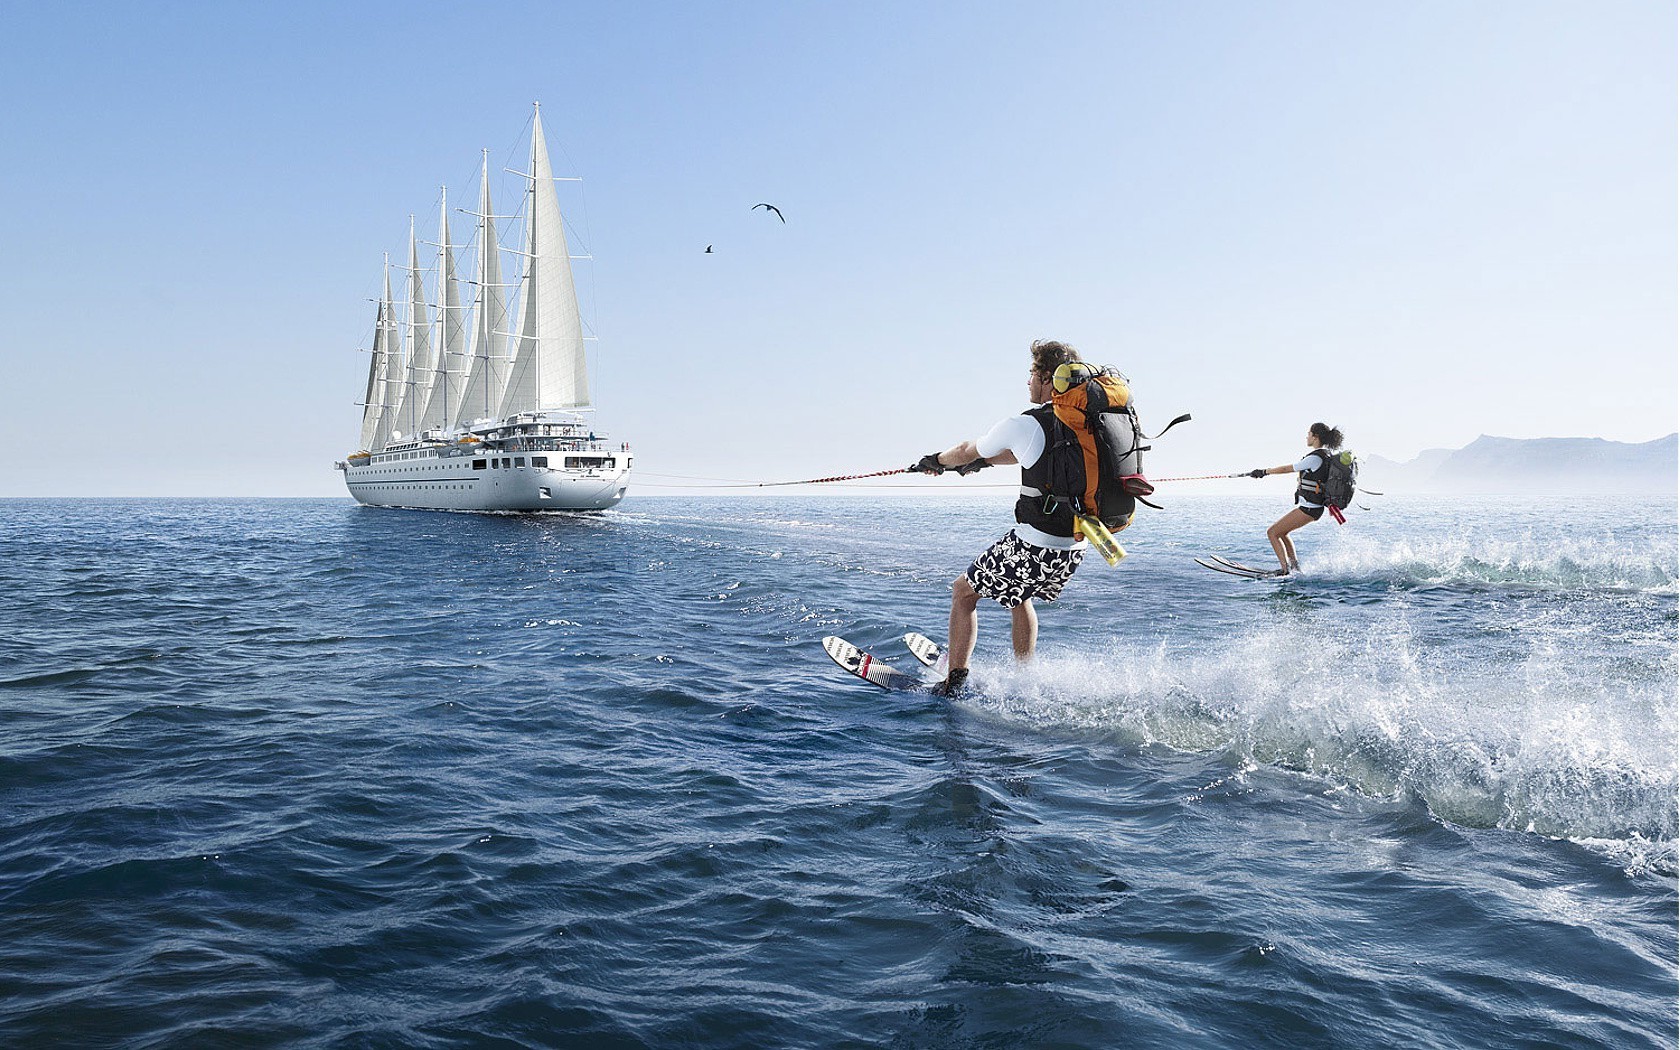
[932,440,1016,469]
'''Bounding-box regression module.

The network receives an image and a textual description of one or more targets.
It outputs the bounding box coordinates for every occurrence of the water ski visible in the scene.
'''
[902,632,943,670]
[1211,554,1282,576]
[1195,555,1283,580]
[822,636,926,691]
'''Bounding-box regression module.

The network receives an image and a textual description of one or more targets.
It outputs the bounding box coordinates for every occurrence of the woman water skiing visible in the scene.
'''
[1248,422,1346,576]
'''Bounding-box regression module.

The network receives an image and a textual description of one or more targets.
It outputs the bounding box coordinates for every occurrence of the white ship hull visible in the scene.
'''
[340,438,631,512]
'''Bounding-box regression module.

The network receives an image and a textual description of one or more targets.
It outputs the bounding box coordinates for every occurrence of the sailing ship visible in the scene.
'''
[336,105,631,512]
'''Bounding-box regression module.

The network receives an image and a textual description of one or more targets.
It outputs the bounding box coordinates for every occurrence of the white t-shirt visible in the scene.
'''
[976,411,1082,550]
[977,413,1045,467]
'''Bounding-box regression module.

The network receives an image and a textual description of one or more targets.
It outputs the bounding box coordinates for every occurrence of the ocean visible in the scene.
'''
[1,494,1674,1048]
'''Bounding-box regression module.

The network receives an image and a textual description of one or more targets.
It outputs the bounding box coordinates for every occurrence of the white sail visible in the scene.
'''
[399,218,434,439]
[358,294,386,451]
[377,265,405,448]
[500,106,590,417]
[453,156,512,427]
[418,189,465,433]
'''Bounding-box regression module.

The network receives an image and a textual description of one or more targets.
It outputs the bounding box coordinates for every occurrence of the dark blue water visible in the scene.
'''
[2,495,1674,1048]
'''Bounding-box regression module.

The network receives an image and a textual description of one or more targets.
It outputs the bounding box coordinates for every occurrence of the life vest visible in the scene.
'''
[1296,448,1358,509]
[1016,406,1079,538]
[1015,364,1154,534]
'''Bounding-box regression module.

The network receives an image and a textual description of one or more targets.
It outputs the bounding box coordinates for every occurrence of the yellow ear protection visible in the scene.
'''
[1051,361,1097,394]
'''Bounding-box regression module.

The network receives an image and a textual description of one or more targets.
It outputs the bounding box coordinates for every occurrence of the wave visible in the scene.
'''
[972,621,1678,875]
[0,667,106,689]
[1308,529,1677,593]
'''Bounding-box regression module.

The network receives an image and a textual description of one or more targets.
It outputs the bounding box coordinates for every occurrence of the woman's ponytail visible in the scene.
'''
[1310,422,1344,449]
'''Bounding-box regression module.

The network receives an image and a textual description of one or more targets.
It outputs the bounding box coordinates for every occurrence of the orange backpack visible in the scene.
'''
[1043,364,1157,530]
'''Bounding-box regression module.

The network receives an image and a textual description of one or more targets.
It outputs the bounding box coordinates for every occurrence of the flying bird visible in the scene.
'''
[753,203,785,223]
[705,245,713,253]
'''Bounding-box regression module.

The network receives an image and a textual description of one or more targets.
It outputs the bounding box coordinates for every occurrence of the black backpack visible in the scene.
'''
[1320,449,1358,509]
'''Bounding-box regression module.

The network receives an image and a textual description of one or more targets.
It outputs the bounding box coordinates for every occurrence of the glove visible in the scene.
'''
[912,453,946,475]
[1248,468,1267,478]
[953,459,990,476]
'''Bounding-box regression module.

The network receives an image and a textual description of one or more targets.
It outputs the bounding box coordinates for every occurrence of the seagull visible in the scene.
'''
[753,203,785,223]
[705,245,713,253]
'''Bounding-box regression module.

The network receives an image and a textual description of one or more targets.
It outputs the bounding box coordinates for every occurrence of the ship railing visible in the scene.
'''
[478,438,622,453]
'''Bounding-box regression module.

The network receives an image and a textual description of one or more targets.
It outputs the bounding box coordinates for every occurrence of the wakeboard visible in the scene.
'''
[821,636,926,691]
[1194,555,1284,580]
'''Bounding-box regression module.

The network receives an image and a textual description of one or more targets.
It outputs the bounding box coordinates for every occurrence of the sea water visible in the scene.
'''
[0,494,1673,1047]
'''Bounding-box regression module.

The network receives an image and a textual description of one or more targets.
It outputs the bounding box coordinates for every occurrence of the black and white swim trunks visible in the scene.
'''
[966,530,1084,609]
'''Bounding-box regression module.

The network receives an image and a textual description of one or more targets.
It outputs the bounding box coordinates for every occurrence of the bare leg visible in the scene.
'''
[947,574,981,671]
[1266,509,1316,572]
[1010,599,1037,661]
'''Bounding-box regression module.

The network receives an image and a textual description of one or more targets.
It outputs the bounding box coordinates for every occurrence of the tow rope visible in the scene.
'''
[756,467,913,487]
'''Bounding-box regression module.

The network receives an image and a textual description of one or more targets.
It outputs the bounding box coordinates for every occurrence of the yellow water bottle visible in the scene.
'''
[1075,514,1126,566]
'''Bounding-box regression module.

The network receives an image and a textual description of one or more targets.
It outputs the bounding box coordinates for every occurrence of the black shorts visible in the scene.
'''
[966,531,1084,609]
[1294,502,1325,521]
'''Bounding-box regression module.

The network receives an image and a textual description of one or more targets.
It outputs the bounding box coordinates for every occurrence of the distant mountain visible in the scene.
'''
[1361,434,1677,495]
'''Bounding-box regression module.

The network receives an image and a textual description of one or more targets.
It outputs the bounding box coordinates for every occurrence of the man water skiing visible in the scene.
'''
[913,340,1088,697]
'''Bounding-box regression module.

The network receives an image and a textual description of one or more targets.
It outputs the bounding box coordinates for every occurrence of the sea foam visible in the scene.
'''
[975,614,1677,874]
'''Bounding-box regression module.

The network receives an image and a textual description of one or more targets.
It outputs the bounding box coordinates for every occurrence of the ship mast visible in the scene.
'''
[402,215,433,441]
[420,185,467,434]
[377,259,404,449]
[452,151,512,428]
[499,101,590,419]
[357,287,385,452]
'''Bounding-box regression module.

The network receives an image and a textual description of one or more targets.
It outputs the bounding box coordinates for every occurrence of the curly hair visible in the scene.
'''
[1030,339,1081,377]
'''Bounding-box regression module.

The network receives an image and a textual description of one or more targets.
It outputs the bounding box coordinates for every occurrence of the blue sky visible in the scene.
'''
[1,1,1673,496]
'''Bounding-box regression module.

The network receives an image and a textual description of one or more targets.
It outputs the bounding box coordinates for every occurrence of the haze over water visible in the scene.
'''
[1,494,1673,1047]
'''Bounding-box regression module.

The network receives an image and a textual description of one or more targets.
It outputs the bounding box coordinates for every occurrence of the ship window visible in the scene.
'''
[502,458,512,468]
[514,457,525,467]
[531,456,548,467]
[473,460,487,470]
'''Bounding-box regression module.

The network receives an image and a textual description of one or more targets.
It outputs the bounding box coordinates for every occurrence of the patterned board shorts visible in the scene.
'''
[966,530,1084,609]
